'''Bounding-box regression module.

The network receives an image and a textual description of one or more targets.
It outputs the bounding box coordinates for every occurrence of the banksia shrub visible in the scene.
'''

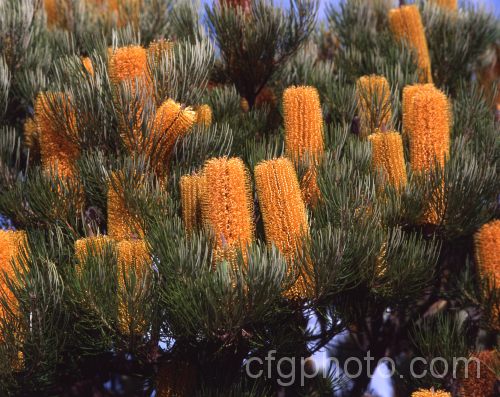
[356,75,393,138]
[459,350,499,397]
[388,5,433,83]
[35,92,79,179]
[195,104,213,127]
[180,174,203,235]
[411,389,451,397]
[430,0,458,11]
[368,131,407,190]
[283,85,324,165]
[254,157,311,300]
[0,231,26,315]
[283,85,325,207]
[107,173,144,241]
[156,360,197,397]
[116,239,150,335]
[199,157,254,267]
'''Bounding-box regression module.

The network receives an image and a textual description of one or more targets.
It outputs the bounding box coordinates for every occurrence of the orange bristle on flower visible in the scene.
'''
[411,389,451,397]
[117,239,150,335]
[474,220,500,287]
[283,86,324,165]
[368,131,407,190]
[180,174,202,235]
[300,166,321,208]
[459,350,499,397]
[35,92,79,179]
[402,83,435,137]
[74,235,114,264]
[356,75,393,138]
[108,45,151,95]
[200,157,254,267]
[254,157,311,300]
[430,0,458,11]
[388,5,433,83]
[107,173,144,241]
[0,231,27,316]
[195,104,213,127]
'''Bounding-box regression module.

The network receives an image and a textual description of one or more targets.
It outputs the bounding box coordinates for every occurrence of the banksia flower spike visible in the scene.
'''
[0,231,27,312]
[474,220,500,286]
[195,104,213,127]
[23,116,39,153]
[254,157,311,300]
[35,92,79,179]
[117,239,150,335]
[81,56,94,76]
[283,86,325,208]
[283,86,324,165]
[356,75,393,138]
[108,45,151,97]
[180,174,203,235]
[388,5,433,83]
[200,157,254,267]
[368,131,407,190]
[403,84,450,172]
[430,0,458,11]
[43,0,71,29]
[107,173,144,241]
[411,389,451,397]
[74,235,115,265]
[459,350,499,397]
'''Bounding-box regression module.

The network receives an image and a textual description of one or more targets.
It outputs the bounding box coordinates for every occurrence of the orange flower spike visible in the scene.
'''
[0,231,27,315]
[283,86,324,165]
[404,85,451,172]
[74,235,114,264]
[35,92,79,179]
[116,239,150,335]
[474,219,500,287]
[430,0,458,11]
[411,389,451,397]
[81,57,94,76]
[107,173,144,241]
[195,104,213,127]
[459,350,499,397]
[23,116,39,151]
[200,157,254,266]
[152,99,196,161]
[388,5,433,83]
[402,83,434,137]
[108,45,151,96]
[180,174,202,235]
[356,75,393,138]
[368,131,407,190]
[254,157,311,299]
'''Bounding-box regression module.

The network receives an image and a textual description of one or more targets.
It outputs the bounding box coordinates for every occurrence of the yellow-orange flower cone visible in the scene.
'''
[180,174,202,235]
[254,157,312,300]
[368,131,407,190]
[200,157,254,268]
[117,239,150,335]
[356,75,393,138]
[388,5,433,83]
[35,92,79,179]
[74,235,115,265]
[459,350,499,397]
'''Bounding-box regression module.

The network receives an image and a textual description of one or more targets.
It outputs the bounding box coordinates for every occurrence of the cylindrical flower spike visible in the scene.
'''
[74,235,115,265]
[356,75,393,138]
[430,0,458,11]
[368,131,407,190]
[403,84,450,172]
[474,219,500,286]
[0,231,27,315]
[195,104,213,127]
[108,45,151,97]
[156,360,197,397]
[411,389,451,397]
[254,157,312,300]
[107,173,144,241]
[116,239,150,335]
[388,5,433,83]
[200,157,254,267]
[283,85,324,165]
[35,92,79,179]
[43,0,71,29]
[180,174,202,235]
[81,56,94,76]
[459,350,499,397]
[152,99,196,165]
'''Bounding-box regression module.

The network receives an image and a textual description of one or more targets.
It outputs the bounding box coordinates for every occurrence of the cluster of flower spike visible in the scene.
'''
[388,5,433,83]
[283,85,325,207]
[356,75,393,138]
[198,157,254,268]
[254,157,311,300]
[368,131,407,190]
